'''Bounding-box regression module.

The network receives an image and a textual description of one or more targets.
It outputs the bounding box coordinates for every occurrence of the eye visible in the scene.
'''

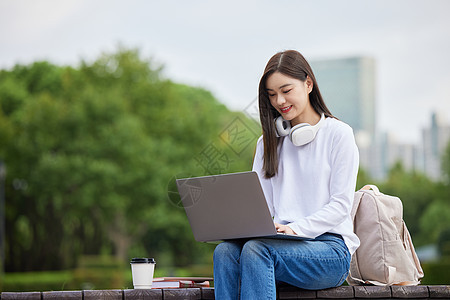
[268,93,276,97]
[283,89,292,94]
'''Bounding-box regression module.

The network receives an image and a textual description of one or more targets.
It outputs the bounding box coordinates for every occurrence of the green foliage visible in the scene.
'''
[377,162,437,245]
[419,198,450,246]
[0,75,28,116]
[438,228,450,257]
[0,47,260,273]
[1,262,214,292]
[441,140,450,185]
[71,255,126,290]
[355,167,373,190]
[2,271,72,292]
[421,258,450,285]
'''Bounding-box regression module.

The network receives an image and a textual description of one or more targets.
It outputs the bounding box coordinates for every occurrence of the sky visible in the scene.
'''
[1,0,450,144]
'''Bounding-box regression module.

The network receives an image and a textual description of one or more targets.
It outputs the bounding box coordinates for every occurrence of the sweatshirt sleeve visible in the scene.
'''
[287,125,359,238]
[252,136,275,217]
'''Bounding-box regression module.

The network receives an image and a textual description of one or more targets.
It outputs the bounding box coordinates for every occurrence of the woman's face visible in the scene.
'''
[266,72,316,126]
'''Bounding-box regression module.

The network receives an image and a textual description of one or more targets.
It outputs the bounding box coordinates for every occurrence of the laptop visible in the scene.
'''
[176,171,310,242]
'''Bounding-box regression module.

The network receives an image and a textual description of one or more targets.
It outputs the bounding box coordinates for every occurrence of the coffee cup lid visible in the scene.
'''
[130,258,156,264]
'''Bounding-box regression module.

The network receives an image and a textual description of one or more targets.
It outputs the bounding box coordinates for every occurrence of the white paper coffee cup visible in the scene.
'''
[130,258,156,289]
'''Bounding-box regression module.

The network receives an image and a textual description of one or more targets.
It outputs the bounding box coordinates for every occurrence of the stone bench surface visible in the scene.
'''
[1,286,449,299]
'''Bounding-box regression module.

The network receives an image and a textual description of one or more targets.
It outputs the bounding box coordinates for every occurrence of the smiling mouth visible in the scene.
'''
[280,106,292,113]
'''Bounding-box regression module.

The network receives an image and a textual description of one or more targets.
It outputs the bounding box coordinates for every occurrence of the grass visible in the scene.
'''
[2,270,73,292]
[0,264,214,292]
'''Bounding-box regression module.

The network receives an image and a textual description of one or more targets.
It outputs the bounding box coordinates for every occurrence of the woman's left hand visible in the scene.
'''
[274,223,297,235]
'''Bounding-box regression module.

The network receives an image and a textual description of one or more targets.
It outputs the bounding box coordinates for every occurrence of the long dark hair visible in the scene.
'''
[258,50,334,178]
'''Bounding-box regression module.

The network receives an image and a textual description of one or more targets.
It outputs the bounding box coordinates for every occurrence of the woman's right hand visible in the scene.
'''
[274,223,297,235]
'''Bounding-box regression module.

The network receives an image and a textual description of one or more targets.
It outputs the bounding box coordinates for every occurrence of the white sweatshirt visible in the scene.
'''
[252,117,360,254]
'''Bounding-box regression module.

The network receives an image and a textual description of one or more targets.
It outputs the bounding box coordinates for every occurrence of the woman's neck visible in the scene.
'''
[291,110,321,127]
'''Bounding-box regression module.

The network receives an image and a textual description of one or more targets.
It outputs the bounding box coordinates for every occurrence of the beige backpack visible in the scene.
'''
[347,185,424,286]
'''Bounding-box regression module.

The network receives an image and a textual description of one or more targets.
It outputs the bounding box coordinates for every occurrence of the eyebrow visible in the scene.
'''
[266,83,293,91]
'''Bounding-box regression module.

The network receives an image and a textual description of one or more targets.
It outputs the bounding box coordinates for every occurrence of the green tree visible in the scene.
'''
[420,141,450,254]
[419,198,450,248]
[0,47,259,271]
[356,167,374,190]
[379,162,438,246]
[441,140,450,187]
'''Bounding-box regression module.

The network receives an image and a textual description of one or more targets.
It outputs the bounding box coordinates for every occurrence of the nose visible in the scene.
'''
[276,94,286,106]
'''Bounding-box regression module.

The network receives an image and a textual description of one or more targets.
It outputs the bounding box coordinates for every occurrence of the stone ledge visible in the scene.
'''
[1,286,449,299]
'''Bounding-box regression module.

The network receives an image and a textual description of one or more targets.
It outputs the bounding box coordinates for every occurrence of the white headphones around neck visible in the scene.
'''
[274,113,325,146]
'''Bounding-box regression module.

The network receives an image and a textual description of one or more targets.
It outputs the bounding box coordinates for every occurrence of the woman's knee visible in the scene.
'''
[241,239,270,262]
[213,241,242,263]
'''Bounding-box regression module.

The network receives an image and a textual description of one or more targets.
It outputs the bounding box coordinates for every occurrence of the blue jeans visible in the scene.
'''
[213,233,350,300]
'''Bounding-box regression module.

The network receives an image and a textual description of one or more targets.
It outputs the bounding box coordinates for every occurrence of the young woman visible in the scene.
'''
[213,50,360,299]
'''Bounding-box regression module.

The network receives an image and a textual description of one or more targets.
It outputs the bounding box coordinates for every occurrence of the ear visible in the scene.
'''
[305,76,313,94]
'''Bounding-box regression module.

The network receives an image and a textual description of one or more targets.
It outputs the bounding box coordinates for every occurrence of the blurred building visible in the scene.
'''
[422,112,450,180]
[372,112,450,180]
[310,56,378,177]
[295,57,450,181]
[377,133,419,175]
[310,57,376,137]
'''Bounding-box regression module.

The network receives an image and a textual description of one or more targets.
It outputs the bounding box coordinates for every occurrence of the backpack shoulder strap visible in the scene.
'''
[348,189,365,283]
[362,184,381,194]
[351,185,379,220]
[348,185,384,285]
